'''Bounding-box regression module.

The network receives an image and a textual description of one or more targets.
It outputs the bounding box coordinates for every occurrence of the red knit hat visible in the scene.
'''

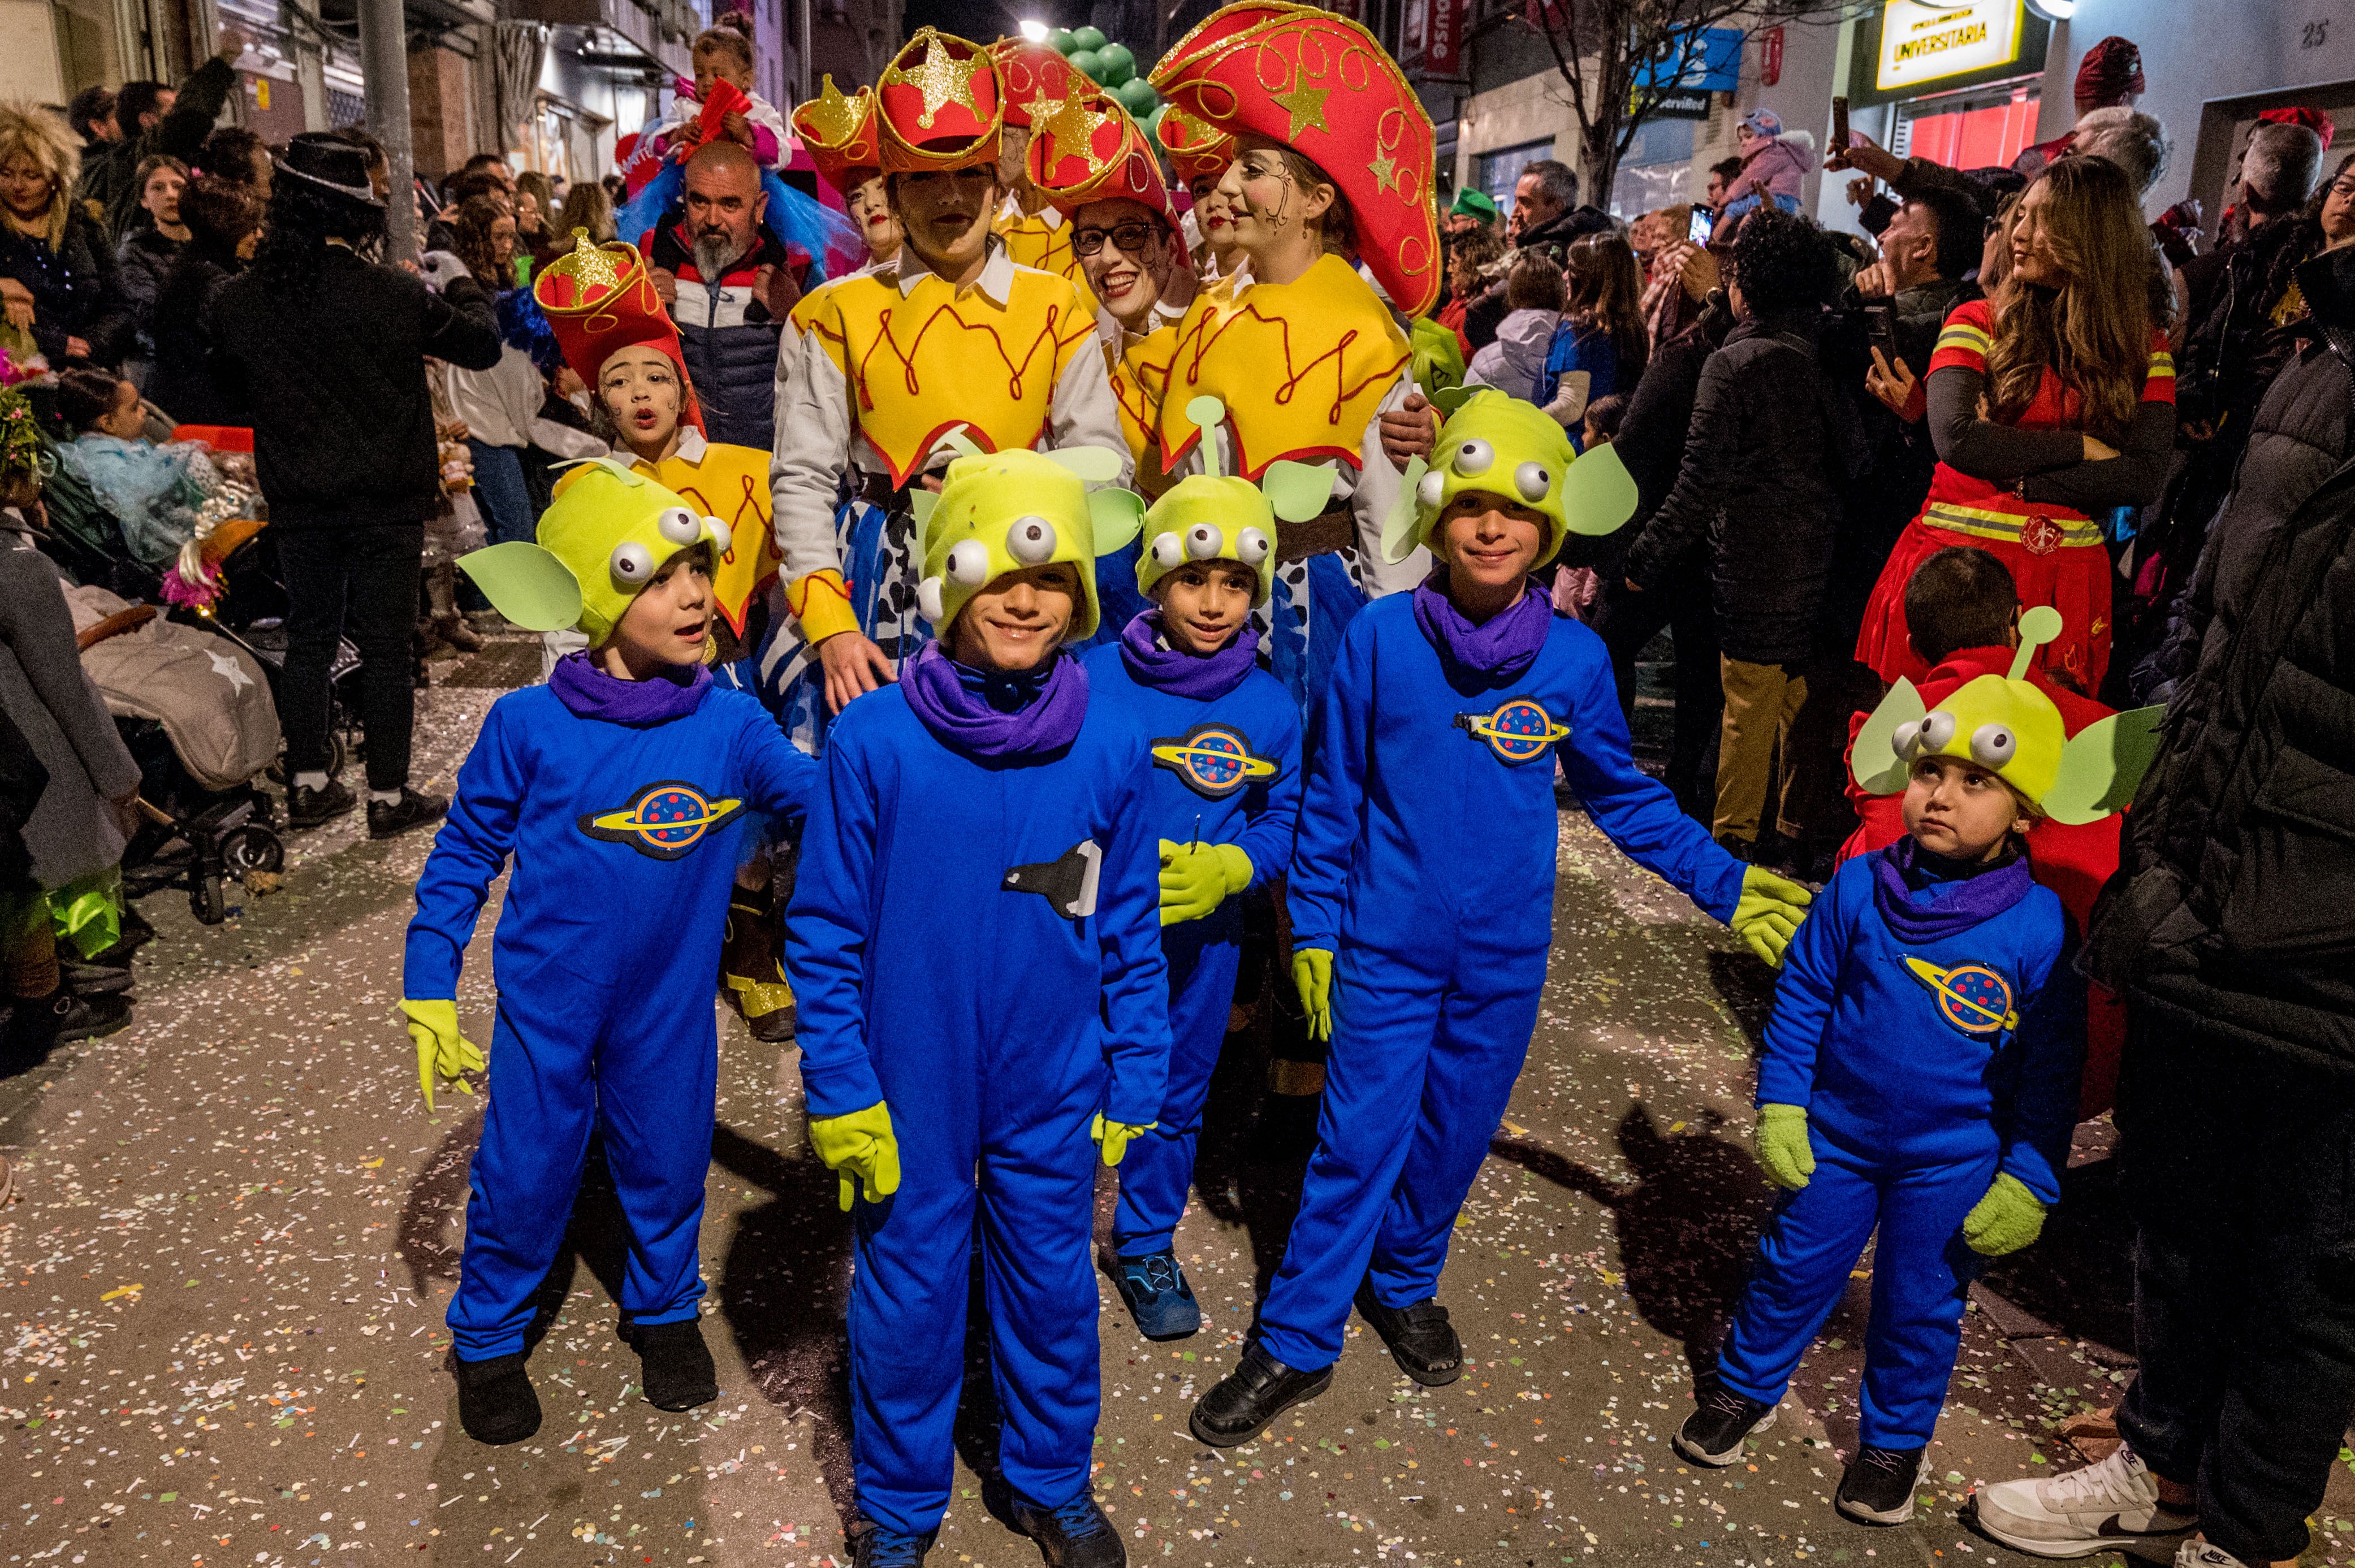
[2073,36,2144,106]
[2259,106,2336,149]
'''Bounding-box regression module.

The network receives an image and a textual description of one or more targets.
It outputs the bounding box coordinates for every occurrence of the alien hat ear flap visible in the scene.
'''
[1849,605,2168,824]
[1135,396,1335,608]
[910,438,1144,643]
[1383,389,1637,569]
[458,458,730,648]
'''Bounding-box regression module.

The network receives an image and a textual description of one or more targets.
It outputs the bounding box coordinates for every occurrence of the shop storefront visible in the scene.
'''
[1846,0,2054,175]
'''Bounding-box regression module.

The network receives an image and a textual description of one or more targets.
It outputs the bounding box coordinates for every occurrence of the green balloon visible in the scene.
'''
[1069,47,1104,80]
[1071,24,1106,50]
[1114,76,1157,114]
[1049,27,1078,52]
[1096,42,1135,85]
[1143,102,1166,136]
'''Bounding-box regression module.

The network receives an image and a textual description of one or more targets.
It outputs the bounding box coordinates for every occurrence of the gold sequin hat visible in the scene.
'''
[1027,91,1179,228]
[875,28,1004,175]
[790,75,882,194]
[1149,1,1439,314]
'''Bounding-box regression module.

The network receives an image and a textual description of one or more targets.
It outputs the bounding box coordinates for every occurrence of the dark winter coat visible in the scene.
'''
[1462,203,1617,350]
[114,226,185,361]
[645,217,792,452]
[1557,306,1728,583]
[209,250,502,528]
[145,246,243,427]
[72,57,237,242]
[1619,310,1857,665]
[2088,244,2355,1076]
[0,210,133,367]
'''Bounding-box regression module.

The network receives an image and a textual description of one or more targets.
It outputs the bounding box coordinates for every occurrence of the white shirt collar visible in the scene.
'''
[893,238,1017,305]
[673,426,708,463]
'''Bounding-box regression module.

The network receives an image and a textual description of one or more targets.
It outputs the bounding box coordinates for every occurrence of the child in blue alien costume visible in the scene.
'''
[399,460,818,1446]
[784,441,1170,1568]
[1673,608,2161,1526]
[1081,396,1331,1341]
[1187,392,1818,1446]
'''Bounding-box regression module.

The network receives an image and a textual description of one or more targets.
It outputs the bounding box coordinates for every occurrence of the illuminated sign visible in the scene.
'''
[1876,0,2028,93]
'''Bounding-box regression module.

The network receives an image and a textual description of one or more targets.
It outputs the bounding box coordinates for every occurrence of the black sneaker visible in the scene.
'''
[1356,1288,1461,1385]
[1189,1342,1334,1448]
[7,989,130,1049]
[1673,1385,1778,1467]
[286,778,358,828]
[60,958,134,995]
[1010,1489,1124,1568]
[1113,1251,1201,1340]
[367,786,449,839]
[852,1525,937,1568]
[453,1352,541,1444]
[623,1316,718,1411]
[1837,1445,1926,1525]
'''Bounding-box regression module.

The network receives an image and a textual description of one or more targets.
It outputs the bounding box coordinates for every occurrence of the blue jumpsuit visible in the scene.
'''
[1081,633,1303,1260]
[1716,847,2081,1449]
[1262,595,1745,1371]
[405,673,817,1361]
[784,670,1170,1538]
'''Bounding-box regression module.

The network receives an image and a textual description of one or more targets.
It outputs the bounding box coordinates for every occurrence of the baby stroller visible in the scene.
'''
[69,587,285,925]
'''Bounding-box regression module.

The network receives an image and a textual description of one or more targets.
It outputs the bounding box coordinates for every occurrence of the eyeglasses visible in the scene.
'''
[1072,221,1163,257]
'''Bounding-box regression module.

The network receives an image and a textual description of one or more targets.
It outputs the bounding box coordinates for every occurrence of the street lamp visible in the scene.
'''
[1019,18,1050,41]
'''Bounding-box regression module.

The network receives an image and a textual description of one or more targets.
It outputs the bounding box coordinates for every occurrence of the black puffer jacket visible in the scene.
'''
[2088,245,2355,1076]
[1619,310,1859,665]
[0,210,132,367]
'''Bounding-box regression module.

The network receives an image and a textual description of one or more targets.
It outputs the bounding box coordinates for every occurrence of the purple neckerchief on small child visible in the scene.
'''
[1872,835,2036,945]
[901,643,1090,762]
[1118,610,1261,701]
[547,650,711,724]
[1411,573,1554,682]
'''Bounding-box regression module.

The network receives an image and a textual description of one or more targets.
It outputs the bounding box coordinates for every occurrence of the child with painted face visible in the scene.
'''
[399,460,819,1447]
[1675,610,2159,1526]
[785,444,1170,1568]
[1189,392,1816,1447]
[1079,398,1328,1341]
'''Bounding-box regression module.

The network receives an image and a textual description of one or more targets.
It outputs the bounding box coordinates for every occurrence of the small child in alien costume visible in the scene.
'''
[1674,608,2161,1527]
[401,460,817,1446]
[1189,391,1817,1449]
[1082,397,1330,1340]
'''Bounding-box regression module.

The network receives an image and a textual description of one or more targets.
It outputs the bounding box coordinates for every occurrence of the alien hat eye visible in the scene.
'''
[702,516,730,547]
[610,542,655,585]
[1514,461,1551,503]
[1148,531,1185,569]
[946,539,991,585]
[656,506,702,545]
[1917,711,1958,753]
[1185,523,1222,560]
[1006,516,1058,565]
[1969,723,2017,768]
[1235,527,1271,565]
[1416,469,1444,509]
[916,575,946,622]
[1452,438,1494,476]
[1891,718,1924,757]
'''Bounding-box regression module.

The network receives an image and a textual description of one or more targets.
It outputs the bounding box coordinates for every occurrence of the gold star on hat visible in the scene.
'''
[902,31,982,128]
[1039,93,1115,168]
[1271,83,1330,140]
[800,75,865,146]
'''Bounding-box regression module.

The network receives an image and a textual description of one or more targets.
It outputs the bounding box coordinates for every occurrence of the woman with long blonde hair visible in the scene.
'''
[0,101,129,367]
[1855,155,2175,691]
[1538,231,1649,434]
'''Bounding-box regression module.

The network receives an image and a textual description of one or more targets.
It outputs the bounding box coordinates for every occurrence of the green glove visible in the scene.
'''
[400,998,485,1114]
[1091,1112,1157,1167]
[1157,840,1253,926]
[808,1101,902,1212]
[1732,867,1814,968]
[1962,1173,2047,1256]
[1755,1103,1814,1190]
[1293,947,1333,1042]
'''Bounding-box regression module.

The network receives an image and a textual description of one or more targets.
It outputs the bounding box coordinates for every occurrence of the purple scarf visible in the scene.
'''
[1412,575,1554,682]
[901,643,1089,761]
[548,650,710,724]
[1118,611,1261,701]
[1872,836,2034,944]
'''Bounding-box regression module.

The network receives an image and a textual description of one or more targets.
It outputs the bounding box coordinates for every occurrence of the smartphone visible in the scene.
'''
[1831,96,1851,151]
[1688,206,1716,245]
[1864,301,1899,367]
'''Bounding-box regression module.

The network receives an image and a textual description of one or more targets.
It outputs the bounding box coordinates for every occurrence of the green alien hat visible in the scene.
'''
[1382,389,1639,569]
[457,458,731,647]
[1135,397,1336,608]
[1850,607,2166,824]
[910,436,1144,643]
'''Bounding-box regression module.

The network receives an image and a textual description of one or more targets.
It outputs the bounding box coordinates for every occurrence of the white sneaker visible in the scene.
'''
[2176,1540,2250,1568]
[1970,1444,2197,1557]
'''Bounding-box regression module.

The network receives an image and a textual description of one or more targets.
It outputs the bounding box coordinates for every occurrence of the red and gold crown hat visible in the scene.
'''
[1156,106,1235,189]
[1149,0,1439,315]
[875,27,1003,175]
[532,235,706,434]
[991,37,1084,131]
[791,75,882,194]
[1027,91,1180,229]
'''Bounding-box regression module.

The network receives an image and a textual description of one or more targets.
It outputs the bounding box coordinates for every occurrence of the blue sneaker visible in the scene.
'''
[1113,1251,1200,1340]
[853,1524,936,1568]
[1012,1489,1124,1568]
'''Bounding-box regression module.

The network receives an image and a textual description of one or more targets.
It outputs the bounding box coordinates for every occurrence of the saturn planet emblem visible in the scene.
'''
[1151,722,1278,800]
[1455,696,1571,765]
[580,781,746,860]
[1903,956,2019,1036]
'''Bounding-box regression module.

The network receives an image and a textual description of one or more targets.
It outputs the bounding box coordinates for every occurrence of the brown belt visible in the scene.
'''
[1276,506,1352,565]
